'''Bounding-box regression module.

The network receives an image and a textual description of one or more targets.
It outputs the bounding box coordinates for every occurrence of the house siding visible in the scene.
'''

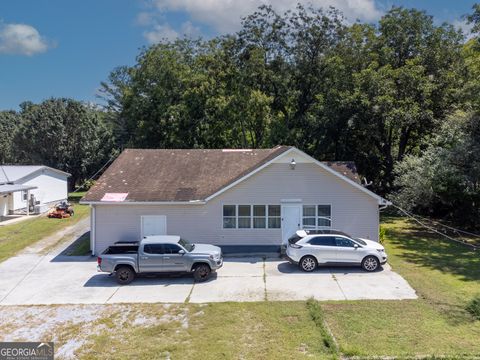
[12,171,68,210]
[93,162,379,255]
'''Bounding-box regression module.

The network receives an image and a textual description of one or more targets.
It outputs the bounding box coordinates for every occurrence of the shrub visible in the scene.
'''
[466,296,480,320]
[379,226,387,245]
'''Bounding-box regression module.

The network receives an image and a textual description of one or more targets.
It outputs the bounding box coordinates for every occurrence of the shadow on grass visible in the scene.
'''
[387,221,480,282]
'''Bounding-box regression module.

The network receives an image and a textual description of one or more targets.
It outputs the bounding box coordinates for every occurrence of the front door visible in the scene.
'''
[281,204,302,245]
[141,215,167,238]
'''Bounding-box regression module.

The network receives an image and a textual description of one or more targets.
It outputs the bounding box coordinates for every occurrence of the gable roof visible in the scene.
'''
[81,146,387,204]
[82,146,290,203]
[0,165,70,185]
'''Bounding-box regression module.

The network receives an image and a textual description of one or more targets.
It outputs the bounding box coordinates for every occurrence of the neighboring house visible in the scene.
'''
[0,165,70,218]
[81,146,390,255]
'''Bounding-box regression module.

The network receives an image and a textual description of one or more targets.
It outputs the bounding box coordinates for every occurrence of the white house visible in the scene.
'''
[81,146,390,255]
[0,165,70,219]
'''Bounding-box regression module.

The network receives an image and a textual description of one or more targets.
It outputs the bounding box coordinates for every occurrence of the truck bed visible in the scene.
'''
[102,245,139,254]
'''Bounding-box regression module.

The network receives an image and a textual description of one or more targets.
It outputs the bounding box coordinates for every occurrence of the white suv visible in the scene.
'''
[286,229,387,272]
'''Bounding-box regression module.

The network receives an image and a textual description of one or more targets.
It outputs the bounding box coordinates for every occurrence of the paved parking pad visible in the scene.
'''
[0,254,417,305]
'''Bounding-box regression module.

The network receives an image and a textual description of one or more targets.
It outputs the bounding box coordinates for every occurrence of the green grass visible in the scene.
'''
[68,192,87,202]
[0,201,89,262]
[62,232,91,256]
[322,217,480,358]
[79,302,338,360]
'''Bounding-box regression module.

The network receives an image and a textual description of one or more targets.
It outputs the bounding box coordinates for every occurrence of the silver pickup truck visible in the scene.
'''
[97,235,223,284]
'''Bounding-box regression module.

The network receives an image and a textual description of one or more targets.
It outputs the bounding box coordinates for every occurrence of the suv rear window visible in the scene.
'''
[288,234,302,244]
[308,236,336,246]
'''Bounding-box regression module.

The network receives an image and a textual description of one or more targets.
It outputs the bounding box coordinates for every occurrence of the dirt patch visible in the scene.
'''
[0,304,187,359]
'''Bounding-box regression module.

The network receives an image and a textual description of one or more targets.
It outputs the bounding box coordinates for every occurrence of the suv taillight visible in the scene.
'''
[289,243,302,249]
[97,257,102,265]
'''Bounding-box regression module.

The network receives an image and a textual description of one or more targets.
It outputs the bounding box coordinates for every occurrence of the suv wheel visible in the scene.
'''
[115,266,135,285]
[362,256,379,272]
[300,256,317,272]
[193,264,211,282]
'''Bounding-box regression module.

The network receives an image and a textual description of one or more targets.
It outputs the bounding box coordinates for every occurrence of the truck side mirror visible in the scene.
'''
[178,249,186,255]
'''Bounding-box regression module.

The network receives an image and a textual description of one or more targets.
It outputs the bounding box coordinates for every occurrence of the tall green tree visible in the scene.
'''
[0,110,21,163]
[393,111,480,228]
[14,98,114,190]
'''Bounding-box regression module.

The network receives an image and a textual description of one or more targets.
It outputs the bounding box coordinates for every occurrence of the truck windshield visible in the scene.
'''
[178,238,194,252]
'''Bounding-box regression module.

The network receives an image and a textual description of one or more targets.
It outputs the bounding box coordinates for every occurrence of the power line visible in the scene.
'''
[71,154,117,193]
[390,204,479,251]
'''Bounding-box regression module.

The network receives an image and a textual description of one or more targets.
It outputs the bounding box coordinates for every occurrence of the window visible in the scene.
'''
[223,204,280,229]
[163,244,182,254]
[302,205,331,229]
[223,205,236,228]
[22,190,28,201]
[238,205,251,228]
[318,205,331,227]
[253,205,266,228]
[268,205,281,228]
[302,205,316,229]
[309,236,336,246]
[143,244,164,254]
[335,237,354,247]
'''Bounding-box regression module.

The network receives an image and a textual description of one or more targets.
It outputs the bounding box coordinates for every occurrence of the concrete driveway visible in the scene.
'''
[0,247,417,305]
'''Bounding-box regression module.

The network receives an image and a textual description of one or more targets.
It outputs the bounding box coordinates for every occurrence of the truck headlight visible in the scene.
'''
[376,249,385,253]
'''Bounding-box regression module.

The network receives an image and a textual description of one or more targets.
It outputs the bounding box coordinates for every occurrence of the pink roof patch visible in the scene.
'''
[101,193,128,202]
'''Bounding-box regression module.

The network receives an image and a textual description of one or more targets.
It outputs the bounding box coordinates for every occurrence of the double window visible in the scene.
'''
[302,205,331,229]
[223,205,281,229]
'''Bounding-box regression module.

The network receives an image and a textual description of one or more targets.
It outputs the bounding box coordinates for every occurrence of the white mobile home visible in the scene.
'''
[81,146,390,255]
[0,165,70,219]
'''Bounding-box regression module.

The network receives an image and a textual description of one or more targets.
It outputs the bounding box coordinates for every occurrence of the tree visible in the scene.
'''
[0,110,21,163]
[14,98,114,190]
[393,111,480,228]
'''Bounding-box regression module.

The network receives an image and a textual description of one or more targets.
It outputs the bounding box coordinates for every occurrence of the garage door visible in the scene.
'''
[141,215,167,238]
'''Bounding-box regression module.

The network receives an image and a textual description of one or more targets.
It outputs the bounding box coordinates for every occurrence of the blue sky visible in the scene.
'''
[0,0,477,110]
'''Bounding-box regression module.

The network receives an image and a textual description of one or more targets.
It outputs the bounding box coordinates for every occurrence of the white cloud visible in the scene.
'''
[144,21,201,43]
[452,18,474,39]
[151,0,383,33]
[0,23,51,56]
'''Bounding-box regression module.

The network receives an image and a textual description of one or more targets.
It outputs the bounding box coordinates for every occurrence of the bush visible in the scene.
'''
[379,226,387,245]
[466,296,480,320]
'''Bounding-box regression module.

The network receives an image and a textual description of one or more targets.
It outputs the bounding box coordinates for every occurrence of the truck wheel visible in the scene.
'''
[115,266,135,285]
[193,264,211,282]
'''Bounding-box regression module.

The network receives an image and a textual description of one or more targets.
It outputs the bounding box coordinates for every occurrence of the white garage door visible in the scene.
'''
[141,215,167,238]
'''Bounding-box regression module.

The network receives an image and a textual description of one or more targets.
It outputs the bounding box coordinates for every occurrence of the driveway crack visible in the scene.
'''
[330,272,347,300]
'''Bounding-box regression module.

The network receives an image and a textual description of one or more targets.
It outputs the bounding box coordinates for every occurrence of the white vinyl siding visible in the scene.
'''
[12,170,68,210]
[93,162,380,255]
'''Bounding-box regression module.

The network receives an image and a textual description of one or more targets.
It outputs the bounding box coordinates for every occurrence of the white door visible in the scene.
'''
[281,204,302,245]
[141,215,167,238]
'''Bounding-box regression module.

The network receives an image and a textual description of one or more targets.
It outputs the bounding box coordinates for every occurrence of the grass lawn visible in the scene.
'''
[0,198,89,262]
[62,232,91,256]
[74,301,337,360]
[322,217,480,358]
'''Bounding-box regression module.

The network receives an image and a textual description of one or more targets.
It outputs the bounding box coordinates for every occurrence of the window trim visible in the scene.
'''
[302,204,332,230]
